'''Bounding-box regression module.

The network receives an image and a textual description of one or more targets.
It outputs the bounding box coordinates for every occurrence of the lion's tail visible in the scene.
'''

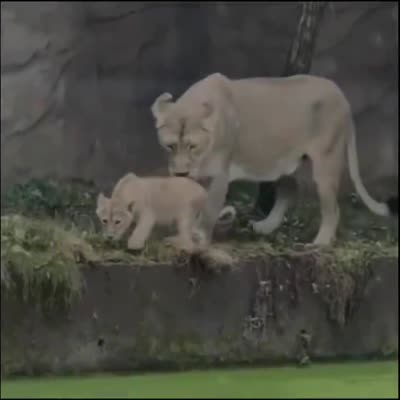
[346,121,395,216]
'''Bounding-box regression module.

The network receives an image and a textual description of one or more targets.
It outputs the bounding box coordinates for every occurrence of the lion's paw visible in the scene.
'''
[217,205,237,226]
[250,220,275,236]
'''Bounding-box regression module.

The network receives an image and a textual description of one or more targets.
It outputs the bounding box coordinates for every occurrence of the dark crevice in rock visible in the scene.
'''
[1,45,48,74]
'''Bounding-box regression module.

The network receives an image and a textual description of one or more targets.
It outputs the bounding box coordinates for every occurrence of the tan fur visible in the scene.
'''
[96,172,209,252]
[151,73,390,246]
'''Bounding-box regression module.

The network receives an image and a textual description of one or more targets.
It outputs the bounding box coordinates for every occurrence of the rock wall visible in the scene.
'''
[311,1,398,198]
[1,2,398,197]
[1,258,398,376]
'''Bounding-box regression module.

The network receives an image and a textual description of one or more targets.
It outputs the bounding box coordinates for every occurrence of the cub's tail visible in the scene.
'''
[346,122,397,216]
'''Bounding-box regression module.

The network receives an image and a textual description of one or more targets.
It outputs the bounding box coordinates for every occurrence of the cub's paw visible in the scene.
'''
[191,228,208,246]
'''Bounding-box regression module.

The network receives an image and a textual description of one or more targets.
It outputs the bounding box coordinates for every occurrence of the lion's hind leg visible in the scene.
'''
[309,136,346,246]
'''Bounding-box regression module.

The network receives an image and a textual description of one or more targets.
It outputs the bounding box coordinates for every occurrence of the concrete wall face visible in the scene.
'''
[1,2,398,197]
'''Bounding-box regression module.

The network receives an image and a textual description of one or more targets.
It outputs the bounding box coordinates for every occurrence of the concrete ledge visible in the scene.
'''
[1,256,398,377]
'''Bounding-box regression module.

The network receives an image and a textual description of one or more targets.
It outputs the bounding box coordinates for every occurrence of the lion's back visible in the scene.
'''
[232,74,348,107]
[226,75,352,177]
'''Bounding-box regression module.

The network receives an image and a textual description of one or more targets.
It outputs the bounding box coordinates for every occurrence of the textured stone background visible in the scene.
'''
[1,2,398,198]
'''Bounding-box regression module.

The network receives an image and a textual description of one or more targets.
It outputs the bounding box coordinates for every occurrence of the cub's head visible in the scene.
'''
[96,193,134,241]
[151,92,219,179]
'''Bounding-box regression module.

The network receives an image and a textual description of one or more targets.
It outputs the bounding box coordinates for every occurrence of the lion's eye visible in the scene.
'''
[102,219,108,224]
[188,143,197,151]
[166,143,177,152]
[114,220,121,225]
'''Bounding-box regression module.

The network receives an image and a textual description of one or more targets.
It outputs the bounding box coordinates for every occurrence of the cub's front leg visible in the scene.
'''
[127,210,155,251]
[164,208,197,253]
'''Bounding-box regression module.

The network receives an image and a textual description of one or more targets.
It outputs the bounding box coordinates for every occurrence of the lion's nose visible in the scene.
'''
[175,172,189,177]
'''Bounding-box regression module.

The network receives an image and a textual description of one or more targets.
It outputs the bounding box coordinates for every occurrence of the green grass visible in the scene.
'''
[1,361,398,399]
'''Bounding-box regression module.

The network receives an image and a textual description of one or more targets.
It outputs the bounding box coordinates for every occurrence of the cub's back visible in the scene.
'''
[145,177,207,207]
[170,176,207,197]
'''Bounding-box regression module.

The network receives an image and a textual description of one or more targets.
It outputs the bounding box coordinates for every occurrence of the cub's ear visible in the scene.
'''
[97,193,109,208]
[151,92,173,128]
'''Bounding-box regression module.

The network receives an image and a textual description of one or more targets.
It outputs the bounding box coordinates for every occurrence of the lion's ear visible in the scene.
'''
[202,101,213,118]
[201,101,216,131]
[127,201,135,214]
[151,92,173,128]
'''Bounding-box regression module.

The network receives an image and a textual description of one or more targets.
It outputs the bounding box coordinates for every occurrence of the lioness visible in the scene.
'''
[151,73,397,246]
[96,172,208,252]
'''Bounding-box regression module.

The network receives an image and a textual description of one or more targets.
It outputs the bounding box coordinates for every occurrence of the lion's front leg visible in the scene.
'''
[198,171,230,243]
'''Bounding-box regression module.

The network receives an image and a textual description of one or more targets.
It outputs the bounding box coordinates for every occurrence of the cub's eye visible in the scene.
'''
[114,220,121,225]
[101,219,108,224]
[187,143,197,151]
[166,143,177,152]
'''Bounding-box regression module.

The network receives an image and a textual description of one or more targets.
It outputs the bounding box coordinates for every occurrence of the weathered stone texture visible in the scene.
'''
[1,2,398,197]
[1,258,397,376]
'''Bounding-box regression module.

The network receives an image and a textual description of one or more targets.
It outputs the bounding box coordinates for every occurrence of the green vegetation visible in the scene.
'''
[1,214,96,312]
[1,361,398,399]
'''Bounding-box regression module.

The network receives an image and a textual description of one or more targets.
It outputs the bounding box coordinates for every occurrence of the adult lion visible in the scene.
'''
[151,73,396,246]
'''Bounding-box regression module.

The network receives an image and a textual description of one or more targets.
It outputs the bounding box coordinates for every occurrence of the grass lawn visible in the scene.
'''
[1,361,398,399]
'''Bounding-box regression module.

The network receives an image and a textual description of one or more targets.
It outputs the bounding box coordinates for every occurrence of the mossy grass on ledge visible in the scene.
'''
[1,179,398,317]
[1,215,92,312]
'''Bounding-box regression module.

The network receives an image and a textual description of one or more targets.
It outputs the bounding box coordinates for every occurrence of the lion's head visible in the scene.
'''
[151,73,236,179]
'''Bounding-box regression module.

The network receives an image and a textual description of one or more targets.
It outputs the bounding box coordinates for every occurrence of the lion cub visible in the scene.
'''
[96,172,208,252]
